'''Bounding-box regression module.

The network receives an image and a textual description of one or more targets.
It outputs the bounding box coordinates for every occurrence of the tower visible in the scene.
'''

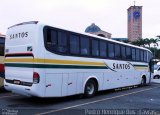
[128,5,142,41]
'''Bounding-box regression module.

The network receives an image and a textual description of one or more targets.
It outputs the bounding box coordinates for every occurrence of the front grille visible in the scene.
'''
[5,79,32,87]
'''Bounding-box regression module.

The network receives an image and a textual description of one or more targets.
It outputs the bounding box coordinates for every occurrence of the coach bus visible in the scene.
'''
[4,21,153,97]
[0,35,5,88]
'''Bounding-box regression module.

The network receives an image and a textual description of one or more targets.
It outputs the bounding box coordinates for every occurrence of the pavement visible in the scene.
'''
[0,83,160,115]
[151,79,160,83]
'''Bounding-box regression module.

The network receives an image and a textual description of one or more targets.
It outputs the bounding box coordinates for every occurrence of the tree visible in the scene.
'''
[144,38,151,48]
[130,38,159,48]
[130,37,160,58]
[130,38,145,47]
[150,38,159,47]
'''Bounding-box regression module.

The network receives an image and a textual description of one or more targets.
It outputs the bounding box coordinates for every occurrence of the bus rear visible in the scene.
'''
[4,21,45,97]
[0,35,5,88]
[0,56,5,88]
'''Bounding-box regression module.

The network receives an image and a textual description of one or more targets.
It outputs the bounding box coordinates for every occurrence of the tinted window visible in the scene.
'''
[108,43,114,58]
[46,29,58,52]
[136,49,140,61]
[132,48,136,61]
[121,46,126,59]
[100,41,107,57]
[140,50,144,61]
[92,40,99,56]
[80,36,90,56]
[115,44,121,59]
[0,44,4,56]
[126,47,131,60]
[70,34,79,54]
[58,31,67,53]
[0,38,4,56]
[144,51,147,62]
[47,30,57,45]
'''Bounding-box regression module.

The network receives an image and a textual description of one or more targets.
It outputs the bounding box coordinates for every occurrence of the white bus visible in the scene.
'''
[0,35,5,88]
[4,21,153,97]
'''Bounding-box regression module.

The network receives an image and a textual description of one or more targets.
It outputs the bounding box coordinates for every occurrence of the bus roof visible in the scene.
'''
[7,21,152,53]
[8,21,38,29]
[44,23,151,53]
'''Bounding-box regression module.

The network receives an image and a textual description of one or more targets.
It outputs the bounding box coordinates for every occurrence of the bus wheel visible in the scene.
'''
[84,79,97,98]
[141,77,146,86]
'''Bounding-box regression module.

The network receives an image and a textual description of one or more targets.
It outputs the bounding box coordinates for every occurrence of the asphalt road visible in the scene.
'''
[0,83,160,115]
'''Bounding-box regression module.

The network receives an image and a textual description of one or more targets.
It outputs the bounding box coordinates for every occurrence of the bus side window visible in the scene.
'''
[126,47,131,60]
[92,39,99,57]
[0,44,4,56]
[69,34,80,55]
[100,41,107,58]
[115,44,121,59]
[108,43,115,58]
[0,38,4,56]
[140,50,144,62]
[144,51,147,62]
[47,30,57,45]
[80,36,90,56]
[58,31,67,53]
[136,49,140,61]
[121,46,126,60]
[132,48,136,61]
[46,29,57,52]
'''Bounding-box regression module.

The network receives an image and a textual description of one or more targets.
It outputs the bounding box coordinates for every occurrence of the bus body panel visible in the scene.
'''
[45,73,62,96]
[4,80,45,97]
[5,67,33,83]
[61,73,69,96]
[67,73,77,95]
[76,73,83,94]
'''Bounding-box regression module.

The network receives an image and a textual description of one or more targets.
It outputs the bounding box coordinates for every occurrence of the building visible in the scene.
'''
[128,5,142,41]
[85,23,112,39]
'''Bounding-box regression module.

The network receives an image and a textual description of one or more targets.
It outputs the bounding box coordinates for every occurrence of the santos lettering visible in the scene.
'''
[10,32,28,39]
[113,63,130,69]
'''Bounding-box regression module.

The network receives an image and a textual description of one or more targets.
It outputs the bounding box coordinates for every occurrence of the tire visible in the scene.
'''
[84,79,97,98]
[154,75,160,79]
[140,77,146,86]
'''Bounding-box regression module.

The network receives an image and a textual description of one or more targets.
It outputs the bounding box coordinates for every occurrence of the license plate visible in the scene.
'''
[14,80,20,85]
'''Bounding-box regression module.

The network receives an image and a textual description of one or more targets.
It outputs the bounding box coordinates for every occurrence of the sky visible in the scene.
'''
[0,0,160,38]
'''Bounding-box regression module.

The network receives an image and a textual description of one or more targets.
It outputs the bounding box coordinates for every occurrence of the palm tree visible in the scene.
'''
[138,38,146,47]
[150,38,159,47]
[130,37,160,58]
[144,38,151,48]
[156,35,160,41]
[149,38,160,58]
[130,38,145,47]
